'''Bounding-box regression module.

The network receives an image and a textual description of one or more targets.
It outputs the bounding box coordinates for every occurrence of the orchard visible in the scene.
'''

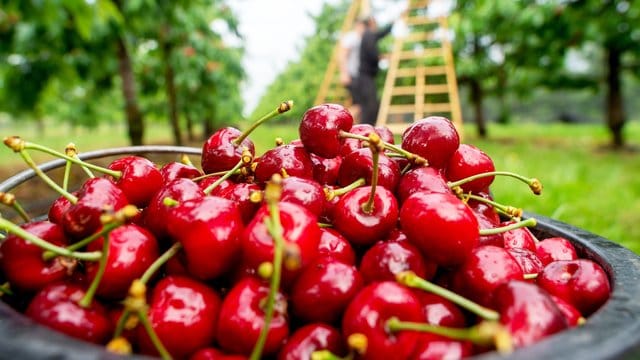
[0,102,612,360]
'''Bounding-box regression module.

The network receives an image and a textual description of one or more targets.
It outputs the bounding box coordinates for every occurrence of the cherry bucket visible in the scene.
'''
[1,146,639,360]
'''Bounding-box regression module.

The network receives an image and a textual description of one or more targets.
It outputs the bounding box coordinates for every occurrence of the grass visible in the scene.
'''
[2,119,639,253]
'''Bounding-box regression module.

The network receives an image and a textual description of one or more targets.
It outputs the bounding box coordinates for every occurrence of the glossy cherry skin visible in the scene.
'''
[25,282,112,344]
[61,177,129,239]
[143,178,204,239]
[453,245,524,307]
[159,161,203,183]
[278,323,346,360]
[338,148,400,191]
[317,228,357,265]
[167,196,244,280]
[396,166,450,204]
[470,199,503,247]
[310,153,342,185]
[342,281,425,360]
[85,224,159,299]
[138,276,222,359]
[410,333,473,360]
[190,348,247,360]
[502,222,537,251]
[48,194,74,225]
[0,221,70,292]
[537,259,611,316]
[108,155,164,207]
[199,175,234,194]
[401,116,460,170]
[201,127,255,174]
[535,237,578,265]
[254,144,315,183]
[217,277,289,357]
[213,182,263,225]
[400,191,479,267]
[550,294,584,327]
[507,247,545,277]
[241,202,321,284]
[375,125,395,144]
[332,186,399,247]
[290,256,364,323]
[339,124,393,157]
[359,240,436,284]
[299,103,353,159]
[281,176,326,218]
[493,280,568,348]
[445,144,496,193]
[412,292,467,328]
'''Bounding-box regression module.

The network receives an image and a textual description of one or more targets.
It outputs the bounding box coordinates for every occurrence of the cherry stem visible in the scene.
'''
[203,149,252,195]
[462,193,522,219]
[397,271,500,321]
[0,282,13,296]
[0,192,30,222]
[137,309,173,360]
[447,171,542,195]
[311,350,352,360]
[338,130,427,165]
[140,242,182,285]
[386,317,513,353]
[362,133,383,214]
[325,178,366,201]
[479,217,537,236]
[250,176,285,360]
[524,273,539,280]
[0,218,101,261]
[79,232,111,308]
[63,144,95,191]
[233,100,293,147]
[18,147,78,204]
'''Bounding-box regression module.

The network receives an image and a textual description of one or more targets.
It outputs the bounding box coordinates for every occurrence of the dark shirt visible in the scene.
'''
[358,24,393,77]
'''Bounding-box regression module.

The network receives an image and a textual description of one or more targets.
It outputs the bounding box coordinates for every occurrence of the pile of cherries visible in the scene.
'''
[0,101,611,360]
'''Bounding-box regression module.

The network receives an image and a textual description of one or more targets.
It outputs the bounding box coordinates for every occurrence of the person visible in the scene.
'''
[338,17,367,122]
[357,16,394,126]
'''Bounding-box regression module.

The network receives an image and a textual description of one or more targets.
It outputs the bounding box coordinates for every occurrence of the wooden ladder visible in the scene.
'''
[376,0,463,138]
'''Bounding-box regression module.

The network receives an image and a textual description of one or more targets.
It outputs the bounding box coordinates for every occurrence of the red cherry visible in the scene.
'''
[25,282,112,344]
[299,103,353,159]
[339,124,376,157]
[190,348,247,360]
[48,194,74,225]
[217,277,289,356]
[549,294,585,327]
[278,323,346,360]
[332,186,399,247]
[338,148,400,191]
[159,161,203,183]
[535,236,578,265]
[167,196,244,280]
[359,240,436,284]
[342,281,425,360]
[469,197,503,247]
[537,259,611,315]
[213,182,263,225]
[199,175,234,194]
[401,116,460,170]
[281,176,326,218]
[143,178,204,239]
[254,144,314,183]
[85,224,159,299]
[400,191,479,266]
[0,221,70,292]
[108,155,164,207]
[317,227,357,265]
[201,127,255,174]
[501,221,537,251]
[138,276,222,359]
[396,166,450,204]
[374,125,395,144]
[507,247,545,277]
[290,256,363,323]
[493,280,568,347]
[445,144,496,193]
[412,292,467,328]
[310,153,342,185]
[410,333,473,360]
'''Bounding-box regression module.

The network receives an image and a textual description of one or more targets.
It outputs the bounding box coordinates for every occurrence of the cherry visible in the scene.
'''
[502,221,537,251]
[137,275,222,359]
[167,196,244,280]
[85,224,159,299]
[341,281,425,360]
[25,282,112,344]
[452,245,524,307]
[493,280,568,347]
[254,144,315,183]
[107,155,164,207]
[48,194,74,225]
[401,116,460,170]
[61,177,129,239]
[469,196,503,248]
[310,153,342,185]
[549,294,585,327]
[159,161,203,183]
[338,148,400,191]
[199,175,234,194]
[332,186,399,247]
[374,125,395,144]
[396,166,450,204]
[506,247,544,278]
[317,227,357,265]
[537,259,611,316]
[278,323,346,360]
[0,221,70,292]
[201,127,256,174]
[339,123,377,157]
[535,236,578,265]
[412,292,467,328]
[400,191,479,267]
[190,348,248,360]
[410,333,473,360]
[299,103,353,159]
[446,144,496,193]
[281,176,326,218]
[143,178,204,239]
[290,256,363,324]
[217,276,289,357]
[213,182,263,225]
[359,239,436,284]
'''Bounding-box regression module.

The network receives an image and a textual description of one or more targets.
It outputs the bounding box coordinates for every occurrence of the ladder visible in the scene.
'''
[377,0,463,137]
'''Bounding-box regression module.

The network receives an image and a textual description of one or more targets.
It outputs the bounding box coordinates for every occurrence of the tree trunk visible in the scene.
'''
[185,111,195,142]
[116,36,144,146]
[605,45,625,148]
[469,79,487,138]
[161,29,183,146]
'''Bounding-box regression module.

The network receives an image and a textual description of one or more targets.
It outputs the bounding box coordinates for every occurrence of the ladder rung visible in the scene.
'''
[424,103,452,112]
[408,0,430,10]
[398,48,443,60]
[424,84,450,94]
[403,31,434,43]
[394,65,447,78]
[387,104,416,114]
[405,16,439,26]
[384,123,410,135]
[391,86,417,96]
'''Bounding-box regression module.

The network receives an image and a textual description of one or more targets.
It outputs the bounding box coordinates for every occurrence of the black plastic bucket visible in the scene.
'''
[1,146,639,360]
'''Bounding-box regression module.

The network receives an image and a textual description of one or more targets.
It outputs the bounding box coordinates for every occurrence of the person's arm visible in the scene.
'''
[338,40,352,85]
[375,23,393,41]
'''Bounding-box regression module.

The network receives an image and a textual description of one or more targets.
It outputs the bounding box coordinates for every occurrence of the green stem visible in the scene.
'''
[24,142,121,179]
[79,232,111,308]
[18,149,78,204]
[137,309,173,360]
[63,160,72,192]
[113,309,132,339]
[203,156,247,195]
[0,218,101,261]
[448,171,542,195]
[140,242,182,285]
[397,271,500,321]
[361,148,379,214]
[311,350,352,360]
[326,178,366,200]
[464,193,521,219]
[11,200,31,223]
[479,217,537,236]
[233,100,293,146]
[43,221,121,261]
[338,130,424,164]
